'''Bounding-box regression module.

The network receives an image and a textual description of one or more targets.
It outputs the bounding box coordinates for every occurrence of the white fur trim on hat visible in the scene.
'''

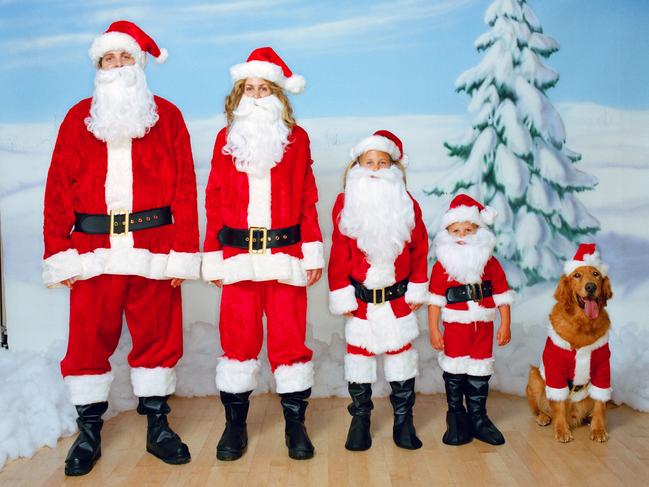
[89,31,146,67]
[563,252,609,277]
[230,60,306,94]
[441,204,497,229]
[350,135,402,162]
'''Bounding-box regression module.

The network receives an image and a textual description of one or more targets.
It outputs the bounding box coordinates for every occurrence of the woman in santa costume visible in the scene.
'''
[328,131,430,451]
[202,47,324,461]
[427,194,514,446]
[42,21,199,475]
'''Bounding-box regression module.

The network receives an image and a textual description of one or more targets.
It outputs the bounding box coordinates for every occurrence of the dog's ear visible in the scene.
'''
[600,276,613,307]
[554,275,575,313]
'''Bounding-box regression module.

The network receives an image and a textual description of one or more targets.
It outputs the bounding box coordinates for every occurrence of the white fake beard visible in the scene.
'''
[434,227,496,284]
[223,94,290,177]
[85,64,159,143]
[340,165,415,265]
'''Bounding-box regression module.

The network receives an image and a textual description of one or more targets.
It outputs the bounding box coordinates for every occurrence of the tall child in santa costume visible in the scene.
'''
[42,21,200,475]
[428,194,514,446]
[202,47,324,461]
[328,131,430,451]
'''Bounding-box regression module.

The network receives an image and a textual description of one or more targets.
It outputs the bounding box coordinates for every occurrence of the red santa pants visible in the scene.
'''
[345,343,419,384]
[216,280,314,394]
[439,320,495,376]
[60,274,182,405]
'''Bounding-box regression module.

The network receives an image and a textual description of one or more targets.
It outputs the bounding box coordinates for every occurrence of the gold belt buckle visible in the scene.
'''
[109,209,130,236]
[469,283,483,302]
[372,287,386,305]
[248,227,268,254]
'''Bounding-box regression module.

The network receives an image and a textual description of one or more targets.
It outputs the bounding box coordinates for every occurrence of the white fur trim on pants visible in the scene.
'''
[588,384,612,402]
[164,250,201,280]
[345,306,419,355]
[437,353,494,376]
[64,372,114,406]
[344,353,377,384]
[201,250,224,281]
[301,241,324,270]
[215,357,260,393]
[384,348,418,382]
[42,248,83,287]
[404,281,430,305]
[493,290,515,306]
[329,285,358,315]
[274,361,314,394]
[131,367,176,397]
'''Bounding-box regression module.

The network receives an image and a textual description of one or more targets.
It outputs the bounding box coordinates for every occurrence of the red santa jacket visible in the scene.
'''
[42,96,200,287]
[541,327,612,402]
[428,257,513,323]
[201,125,323,286]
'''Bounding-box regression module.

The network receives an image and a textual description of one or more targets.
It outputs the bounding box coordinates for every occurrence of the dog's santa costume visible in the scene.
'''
[202,47,323,460]
[43,21,198,474]
[328,130,428,451]
[541,244,612,403]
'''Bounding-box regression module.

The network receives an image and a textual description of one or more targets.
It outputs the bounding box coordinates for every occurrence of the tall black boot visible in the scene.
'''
[64,401,108,476]
[442,372,473,445]
[345,382,373,451]
[216,390,252,461]
[137,396,191,464]
[464,375,505,445]
[389,378,422,450]
[279,388,315,460]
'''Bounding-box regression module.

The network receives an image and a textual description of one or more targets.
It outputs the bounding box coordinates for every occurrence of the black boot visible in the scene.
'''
[442,372,473,445]
[64,401,108,476]
[216,390,252,461]
[464,375,505,445]
[389,378,422,450]
[137,396,191,464]
[345,382,373,451]
[279,388,315,460]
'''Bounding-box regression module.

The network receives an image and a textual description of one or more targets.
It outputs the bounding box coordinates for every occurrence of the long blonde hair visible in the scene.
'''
[342,159,408,189]
[224,79,297,128]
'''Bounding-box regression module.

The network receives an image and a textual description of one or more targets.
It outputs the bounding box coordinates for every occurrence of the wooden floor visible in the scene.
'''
[2,393,648,487]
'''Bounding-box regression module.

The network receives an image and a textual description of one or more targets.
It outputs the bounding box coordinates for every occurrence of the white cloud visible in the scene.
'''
[0,32,94,52]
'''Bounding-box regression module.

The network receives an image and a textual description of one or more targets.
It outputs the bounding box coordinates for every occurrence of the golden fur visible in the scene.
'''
[526,265,613,442]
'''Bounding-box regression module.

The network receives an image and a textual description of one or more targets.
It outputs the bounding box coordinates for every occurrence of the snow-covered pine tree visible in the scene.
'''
[428,0,599,287]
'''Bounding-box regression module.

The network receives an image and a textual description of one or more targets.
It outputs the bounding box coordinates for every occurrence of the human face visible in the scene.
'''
[100,50,136,70]
[244,77,272,99]
[358,150,391,171]
[446,221,479,243]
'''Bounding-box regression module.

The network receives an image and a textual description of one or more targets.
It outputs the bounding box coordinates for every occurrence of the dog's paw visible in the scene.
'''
[536,413,552,426]
[590,428,609,443]
[554,426,573,443]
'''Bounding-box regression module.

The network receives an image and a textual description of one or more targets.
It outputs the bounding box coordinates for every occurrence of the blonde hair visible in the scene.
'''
[224,79,297,128]
[342,158,408,189]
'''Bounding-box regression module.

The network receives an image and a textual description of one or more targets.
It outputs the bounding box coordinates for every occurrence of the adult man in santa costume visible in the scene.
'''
[202,47,323,461]
[328,131,430,451]
[428,194,514,446]
[42,21,199,475]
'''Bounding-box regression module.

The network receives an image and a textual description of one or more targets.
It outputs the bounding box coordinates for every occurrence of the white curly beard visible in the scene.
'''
[434,227,496,284]
[85,64,158,143]
[340,165,415,267]
[223,95,290,178]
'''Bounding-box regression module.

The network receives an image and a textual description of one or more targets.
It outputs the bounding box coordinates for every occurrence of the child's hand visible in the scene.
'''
[496,325,511,346]
[409,303,422,311]
[343,312,354,317]
[429,329,444,351]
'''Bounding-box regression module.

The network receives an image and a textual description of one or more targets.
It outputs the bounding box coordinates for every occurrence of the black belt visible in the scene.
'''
[567,379,587,395]
[350,278,409,305]
[74,206,172,235]
[445,281,493,304]
[218,224,301,254]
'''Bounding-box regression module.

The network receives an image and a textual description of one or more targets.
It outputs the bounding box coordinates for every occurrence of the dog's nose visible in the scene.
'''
[585,282,597,295]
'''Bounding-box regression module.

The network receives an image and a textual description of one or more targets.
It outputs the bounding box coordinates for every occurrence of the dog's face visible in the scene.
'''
[554,266,613,320]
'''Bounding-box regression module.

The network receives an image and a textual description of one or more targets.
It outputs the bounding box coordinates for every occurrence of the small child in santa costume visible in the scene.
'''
[328,130,430,451]
[428,194,514,446]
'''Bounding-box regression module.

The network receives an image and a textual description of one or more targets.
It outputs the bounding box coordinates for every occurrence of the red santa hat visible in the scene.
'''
[440,194,497,229]
[564,243,608,276]
[230,47,306,94]
[350,130,409,167]
[89,20,168,68]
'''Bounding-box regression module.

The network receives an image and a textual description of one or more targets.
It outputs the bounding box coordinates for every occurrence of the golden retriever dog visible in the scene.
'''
[526,264,613,443]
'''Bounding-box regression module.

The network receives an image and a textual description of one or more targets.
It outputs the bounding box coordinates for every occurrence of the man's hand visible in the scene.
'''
[408,303,422,312]
[212,280,223,288]
[497,324,511,346]
[306,268,322,286]
[171,279,184,288]
[60,279,74,289]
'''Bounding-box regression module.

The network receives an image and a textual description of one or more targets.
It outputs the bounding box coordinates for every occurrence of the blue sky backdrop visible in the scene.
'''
[1,0,648,123]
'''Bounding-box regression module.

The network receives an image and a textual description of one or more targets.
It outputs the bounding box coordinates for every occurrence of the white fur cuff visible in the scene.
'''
[329,285,359,315]
[131,367,176,397]
[301,241,324,270]
[201,251,224,282]
[588,384,612,402]
[437,353,494,376]
[165,250,201,280]
[64,372,114,406]
[344,353,377,384]
[493,290,515,306]
[404,282,430,305]
[215,357,260,393]
[42,248,83,287]
[429,293,447,307]
[384,348,418,382]
[274,361,314,394]
[545,385,570,401]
